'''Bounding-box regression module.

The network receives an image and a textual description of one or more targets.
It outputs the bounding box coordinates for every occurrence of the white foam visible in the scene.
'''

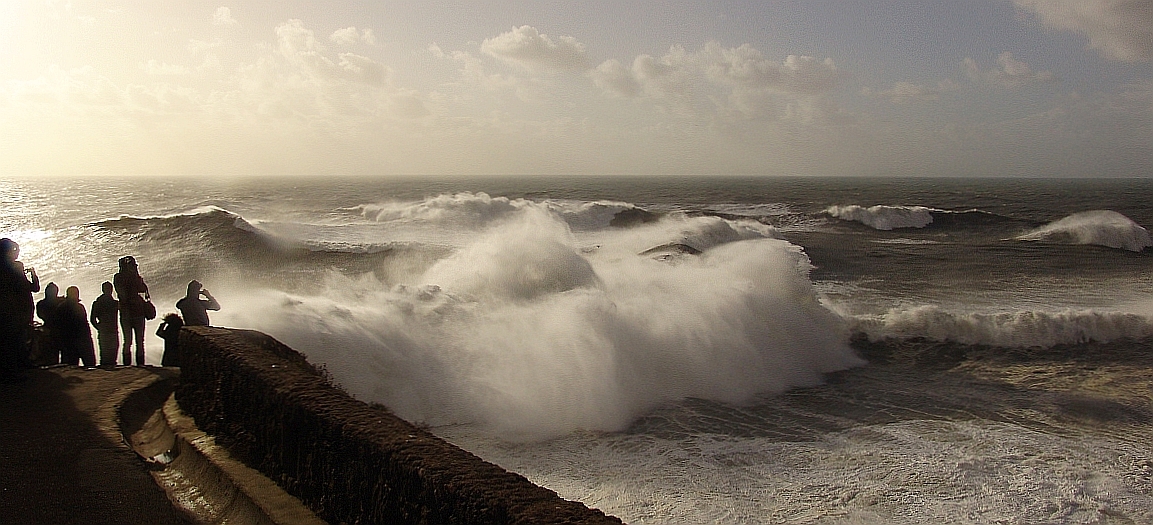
[851,304,1153,347]
[357,192,526,228]
[1016,210,1152,252]
[356,192,656,234]
[542,199,640,231]
[217,208,859,441]
[440,417,1153,524]
[826,205,935,230]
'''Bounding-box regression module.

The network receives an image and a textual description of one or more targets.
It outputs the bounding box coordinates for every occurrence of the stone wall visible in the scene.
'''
[174,326,623,525]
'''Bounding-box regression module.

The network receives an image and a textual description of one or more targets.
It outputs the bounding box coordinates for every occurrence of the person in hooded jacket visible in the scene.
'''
[113,256,150,366]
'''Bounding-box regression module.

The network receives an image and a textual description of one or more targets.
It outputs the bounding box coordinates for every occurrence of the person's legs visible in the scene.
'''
[61,339,79,366]
[133,319,146,366]
[0,325,19,378]
[80,338,96,367]
[98,331,118,366]
[120,316,133,365]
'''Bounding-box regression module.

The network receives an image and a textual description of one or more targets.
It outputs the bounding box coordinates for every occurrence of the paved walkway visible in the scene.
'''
[0,367,188,524]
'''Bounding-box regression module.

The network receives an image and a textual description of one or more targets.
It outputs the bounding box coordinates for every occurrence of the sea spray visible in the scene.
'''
[1015,209,1152,252]
[825,204,935,230]
[218,208,861,440]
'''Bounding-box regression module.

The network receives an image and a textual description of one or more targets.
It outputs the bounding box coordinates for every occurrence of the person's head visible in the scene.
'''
[65,286,80,301]
[163,312,182,325]
[0,238,18,262]
[44,282,59,297]
[186,280,202,297]
[101,281,113,295]
[118,255,137,272]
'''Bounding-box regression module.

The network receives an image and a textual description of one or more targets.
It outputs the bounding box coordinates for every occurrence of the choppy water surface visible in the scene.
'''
[2,176,1152,523]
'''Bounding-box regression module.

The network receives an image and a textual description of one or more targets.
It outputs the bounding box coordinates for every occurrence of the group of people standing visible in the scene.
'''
[1,239,221,380]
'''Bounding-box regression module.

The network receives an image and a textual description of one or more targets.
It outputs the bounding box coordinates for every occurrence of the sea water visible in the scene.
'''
[2,176,1151,523]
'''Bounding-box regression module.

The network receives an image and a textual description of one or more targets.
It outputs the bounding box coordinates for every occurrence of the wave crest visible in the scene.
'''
[1016,210,1152,252]
[826,205,935,230]
[851,305,1153,348]
[356,192,652,232]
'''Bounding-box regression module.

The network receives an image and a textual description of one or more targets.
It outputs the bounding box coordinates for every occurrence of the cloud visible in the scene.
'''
[2,65,200,114]
[592,42,844,122]
[591,59,641,98]
[701,44,839,95]
[964,52,1054,87]
[330,27,377,46]
[276,19,390,85]
[481,26,589,70]
[212,6,237,27]
[867,80,960,103]
[1013,0,1153,62]
[142,60,191,76]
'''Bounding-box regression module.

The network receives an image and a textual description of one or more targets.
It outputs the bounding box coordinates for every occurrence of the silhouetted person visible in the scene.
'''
[157,313,183,367]
[91,281,120,368]
[114,256,149,366]
[56,286,96,367]
[0,238,39,380]
[176,280,220,327]
[34,282,65,366]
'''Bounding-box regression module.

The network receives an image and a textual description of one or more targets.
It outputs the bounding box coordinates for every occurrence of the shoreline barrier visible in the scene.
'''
[174,326,623,525]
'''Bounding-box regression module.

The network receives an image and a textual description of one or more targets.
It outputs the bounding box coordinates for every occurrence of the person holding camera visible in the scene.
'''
[176,280,220,327]
[0,239,39,380]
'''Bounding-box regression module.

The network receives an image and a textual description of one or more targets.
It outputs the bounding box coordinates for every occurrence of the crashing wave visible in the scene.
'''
[356,192,526,228]
[850,304,1153,348]
[226,210,859,440]
[826,205,935,230]
[356,193,657,233]
[1015,210,1152,252]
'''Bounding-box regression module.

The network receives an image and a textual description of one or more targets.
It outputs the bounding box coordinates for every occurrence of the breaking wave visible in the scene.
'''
[851,304,1153,348]
[826,205,935,230]
[356,192,653,232]
[1016,210,1152,252]
[219,208,861,441]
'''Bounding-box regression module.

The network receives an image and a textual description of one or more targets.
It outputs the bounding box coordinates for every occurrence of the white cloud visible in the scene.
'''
[592,42,844,122]
[2,65,200,114]
[590,59,641,98]
[330,27,376,46]
[142,60,190,76]
[868,80,960,103]
[964,52,1054,87]
[275,19,390,85]
[187,39,222,54]
[702,44,839,95]
[1013,0,1153,62]
[212,6,237,27]
[481,26,589,70]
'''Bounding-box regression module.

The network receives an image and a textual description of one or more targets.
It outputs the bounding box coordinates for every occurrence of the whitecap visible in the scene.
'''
[826,204,935,230]
[1016,210,1152,252]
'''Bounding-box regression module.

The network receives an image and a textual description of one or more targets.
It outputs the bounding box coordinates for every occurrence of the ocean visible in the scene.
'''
[3,176,1152,523]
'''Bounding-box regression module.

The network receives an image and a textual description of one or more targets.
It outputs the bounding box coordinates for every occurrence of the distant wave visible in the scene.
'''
[1015,210,1152,252]
[356,192,652,232]
[825,205,935,230]
[95,205,251,228]
[851,304,1153,348]
[357,192,525,228]
[657,215,780,253]
[92,205,290,249]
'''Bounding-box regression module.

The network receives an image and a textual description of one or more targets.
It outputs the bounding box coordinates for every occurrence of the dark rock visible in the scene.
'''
[610,207,658,228]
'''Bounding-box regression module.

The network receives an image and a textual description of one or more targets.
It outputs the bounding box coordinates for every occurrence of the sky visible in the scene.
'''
[1,0,1151,178]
